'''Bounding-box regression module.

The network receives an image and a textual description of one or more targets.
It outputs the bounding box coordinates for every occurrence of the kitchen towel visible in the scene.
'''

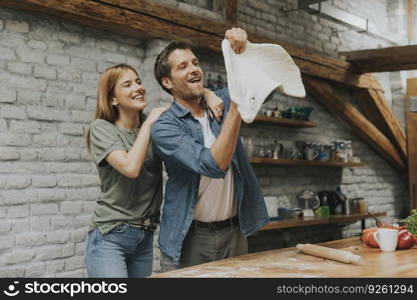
[222,39,306,123]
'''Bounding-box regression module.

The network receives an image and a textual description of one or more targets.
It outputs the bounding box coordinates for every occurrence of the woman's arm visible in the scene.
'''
[105,105,169,178]
[204,88,224,122]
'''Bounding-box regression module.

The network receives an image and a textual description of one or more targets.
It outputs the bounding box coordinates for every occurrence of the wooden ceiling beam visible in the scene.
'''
[225,0,238,25]
[0,0,382,91]
[98,0,230,35]
[354,89,408,163]
[408,113,417,209]
[407,77,417,209]
[0,0,224,50]
[103,0,382,90]
[304,76,406,172]
[340,45,417,73]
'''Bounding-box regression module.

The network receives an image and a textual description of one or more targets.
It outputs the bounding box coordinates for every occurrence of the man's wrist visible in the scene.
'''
[228,104,241,120]
[229,101,238,111]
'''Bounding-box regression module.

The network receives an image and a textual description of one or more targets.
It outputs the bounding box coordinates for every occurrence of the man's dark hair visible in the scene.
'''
[154,41,194,95]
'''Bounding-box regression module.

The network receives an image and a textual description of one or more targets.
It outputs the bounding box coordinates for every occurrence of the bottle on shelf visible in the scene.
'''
[273,106,280,118]
[345,140,353,162]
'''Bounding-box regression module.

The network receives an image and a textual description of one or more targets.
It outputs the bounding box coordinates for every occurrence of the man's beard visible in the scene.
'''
[179,86,205,102]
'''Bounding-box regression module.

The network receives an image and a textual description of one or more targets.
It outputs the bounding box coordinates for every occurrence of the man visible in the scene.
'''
[151,28,269,271]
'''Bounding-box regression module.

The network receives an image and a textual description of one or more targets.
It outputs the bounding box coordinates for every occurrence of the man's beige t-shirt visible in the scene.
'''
[193,113,237,222]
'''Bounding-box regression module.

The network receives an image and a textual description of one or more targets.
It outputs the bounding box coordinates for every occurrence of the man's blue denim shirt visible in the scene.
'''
[151,88,269,264]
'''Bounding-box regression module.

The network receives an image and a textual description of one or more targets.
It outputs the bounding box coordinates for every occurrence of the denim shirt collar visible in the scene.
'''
[171,97,210,119]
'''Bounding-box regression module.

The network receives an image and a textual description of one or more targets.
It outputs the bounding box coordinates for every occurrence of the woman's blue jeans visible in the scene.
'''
[85,224,154,278]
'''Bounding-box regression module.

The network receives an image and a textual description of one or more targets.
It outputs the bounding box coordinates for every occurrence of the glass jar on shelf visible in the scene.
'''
[241,136,254,159]
[345,140,353,162]
[273,106,280,118]
[255,132,267,158]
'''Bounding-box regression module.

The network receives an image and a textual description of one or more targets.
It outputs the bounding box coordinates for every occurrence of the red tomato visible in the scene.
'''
[397,229,417,249]
[361,228,379,248]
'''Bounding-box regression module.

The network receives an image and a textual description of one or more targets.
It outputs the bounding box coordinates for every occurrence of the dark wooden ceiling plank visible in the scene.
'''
[0,0,382,90]
[354,88,408,163]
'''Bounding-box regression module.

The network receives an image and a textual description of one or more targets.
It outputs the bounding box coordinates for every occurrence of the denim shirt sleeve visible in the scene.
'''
[151,116,227,178]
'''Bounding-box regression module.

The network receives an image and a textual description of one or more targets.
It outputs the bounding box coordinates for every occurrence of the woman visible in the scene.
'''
[84,64,223,278]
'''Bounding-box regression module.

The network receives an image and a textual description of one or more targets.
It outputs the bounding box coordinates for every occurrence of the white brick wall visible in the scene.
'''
[0,6,149,277]
[0,1,411,277]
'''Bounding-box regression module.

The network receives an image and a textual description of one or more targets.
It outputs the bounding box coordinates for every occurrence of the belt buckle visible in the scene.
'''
[142,218,157,232]
[129,218,157,232]
[140,218,154,232]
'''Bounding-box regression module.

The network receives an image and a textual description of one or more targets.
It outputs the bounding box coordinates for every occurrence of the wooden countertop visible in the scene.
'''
[151,237,417,278]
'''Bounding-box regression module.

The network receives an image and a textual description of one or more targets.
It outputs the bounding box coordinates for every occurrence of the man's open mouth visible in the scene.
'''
[188,76,201,84]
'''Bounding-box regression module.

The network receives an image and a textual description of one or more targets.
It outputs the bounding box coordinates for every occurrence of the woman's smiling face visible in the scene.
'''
[112,69,147,112]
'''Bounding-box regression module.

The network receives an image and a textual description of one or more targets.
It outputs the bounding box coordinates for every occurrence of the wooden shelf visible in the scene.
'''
[259,212,386,231]
[250,157,364,167]
[251,115,317,128]
[250,157,364,168]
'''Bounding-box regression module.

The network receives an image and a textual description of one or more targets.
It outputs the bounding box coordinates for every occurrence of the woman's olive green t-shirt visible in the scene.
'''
[89,119,163,234]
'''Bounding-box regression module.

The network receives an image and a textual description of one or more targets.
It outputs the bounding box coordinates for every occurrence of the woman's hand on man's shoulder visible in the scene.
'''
[144,104,171,126]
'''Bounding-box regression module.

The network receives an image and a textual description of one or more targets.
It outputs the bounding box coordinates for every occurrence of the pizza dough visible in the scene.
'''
[222,39,306,123]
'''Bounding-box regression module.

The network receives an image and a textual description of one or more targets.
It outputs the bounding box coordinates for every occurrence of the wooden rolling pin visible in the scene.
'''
[296,243,362,264]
